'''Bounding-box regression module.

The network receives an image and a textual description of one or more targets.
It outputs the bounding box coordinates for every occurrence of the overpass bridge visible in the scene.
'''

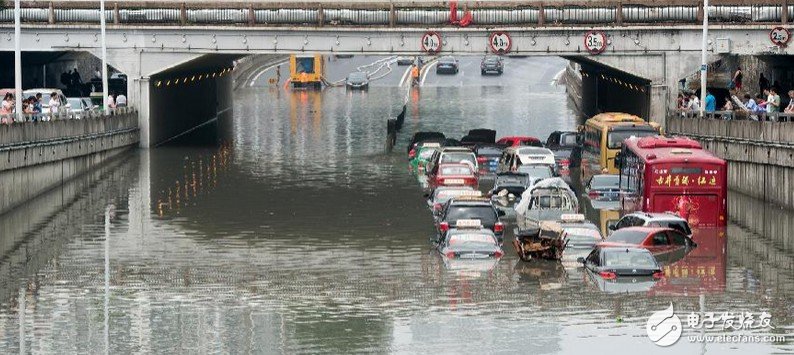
[1,1,792,146]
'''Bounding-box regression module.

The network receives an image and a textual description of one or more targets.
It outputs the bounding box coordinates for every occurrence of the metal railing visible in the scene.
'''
[674,109,794,122]
[0,107,136,125]
[0,1,790,27]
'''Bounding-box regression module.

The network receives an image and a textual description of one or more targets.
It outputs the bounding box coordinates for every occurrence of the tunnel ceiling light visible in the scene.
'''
[155,81,162,87]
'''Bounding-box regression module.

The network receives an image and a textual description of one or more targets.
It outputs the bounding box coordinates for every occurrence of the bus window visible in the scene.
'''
[607,130,656,149]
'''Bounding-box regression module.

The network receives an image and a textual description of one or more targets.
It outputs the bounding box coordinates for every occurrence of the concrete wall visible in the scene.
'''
[667,116,794,210]
[0,112,140,215]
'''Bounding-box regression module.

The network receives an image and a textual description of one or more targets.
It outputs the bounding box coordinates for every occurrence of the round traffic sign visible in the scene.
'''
[769,27,791,47]
[488,32,512,54]
[421,31,442,53]
[584,30,608,55]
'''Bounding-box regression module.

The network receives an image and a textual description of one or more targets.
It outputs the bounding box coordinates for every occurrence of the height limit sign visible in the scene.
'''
[421,31,442,53]
[489,32,512,54]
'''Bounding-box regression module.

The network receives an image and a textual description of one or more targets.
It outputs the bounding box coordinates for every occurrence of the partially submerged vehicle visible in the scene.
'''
[513,214,595,261]
[514,177,579,229]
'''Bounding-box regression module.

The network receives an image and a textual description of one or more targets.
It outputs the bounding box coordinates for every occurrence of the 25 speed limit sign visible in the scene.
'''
[488,32,512,54]
[769,27,791,47]
[421,31,442,53]
[583,30,608,55]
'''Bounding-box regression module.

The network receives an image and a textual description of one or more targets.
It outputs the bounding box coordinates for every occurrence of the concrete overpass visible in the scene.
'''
[1,1,792,146]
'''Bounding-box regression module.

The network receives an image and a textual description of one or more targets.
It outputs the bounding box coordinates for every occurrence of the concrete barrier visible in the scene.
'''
[667,115,794,210]
[0,110,140,215]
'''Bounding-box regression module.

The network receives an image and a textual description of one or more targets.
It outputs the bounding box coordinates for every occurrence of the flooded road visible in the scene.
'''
[0,56,792,353]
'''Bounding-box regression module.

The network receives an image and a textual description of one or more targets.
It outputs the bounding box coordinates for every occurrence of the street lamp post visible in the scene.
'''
[14,0,22,123]
[699,0,709,117]
[100,0,110,114]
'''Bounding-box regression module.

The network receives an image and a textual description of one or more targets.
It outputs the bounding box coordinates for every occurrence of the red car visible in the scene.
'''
[600,227,697,258]
[496,136,543,147]
[428,163,478,189]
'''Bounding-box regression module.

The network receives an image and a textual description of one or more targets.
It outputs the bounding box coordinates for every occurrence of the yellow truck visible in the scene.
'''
[290,54,324,89]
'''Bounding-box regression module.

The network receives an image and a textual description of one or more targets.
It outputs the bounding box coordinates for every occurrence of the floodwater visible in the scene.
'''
[0,56,792,354]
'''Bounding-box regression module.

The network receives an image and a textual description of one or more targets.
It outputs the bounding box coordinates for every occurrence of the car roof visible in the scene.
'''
[440,147,474,153]
[617,226,676,234]
[597,246,652,253]
[449,197,492,204]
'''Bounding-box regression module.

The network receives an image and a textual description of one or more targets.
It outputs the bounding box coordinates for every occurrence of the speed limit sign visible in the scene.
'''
[769,27,791,47]
[583,30,608,55]
[488,32,512,54]
[421,31,442,53]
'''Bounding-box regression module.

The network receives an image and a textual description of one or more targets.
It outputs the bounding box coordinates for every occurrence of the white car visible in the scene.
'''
[608,212,692,237]
[67,97,97,119]
[498,146,556,173]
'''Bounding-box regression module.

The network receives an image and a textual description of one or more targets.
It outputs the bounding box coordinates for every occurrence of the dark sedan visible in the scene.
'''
[480,56,503,75]
[436,56,459,74]
[580,246,664,280]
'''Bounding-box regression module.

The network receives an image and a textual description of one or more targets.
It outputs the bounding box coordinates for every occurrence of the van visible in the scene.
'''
[497,147,555,173]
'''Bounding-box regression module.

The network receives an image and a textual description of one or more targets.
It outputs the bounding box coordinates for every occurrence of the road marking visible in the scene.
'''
[249,59,289,87]
[421,61,438,86]
[398,65,412,87]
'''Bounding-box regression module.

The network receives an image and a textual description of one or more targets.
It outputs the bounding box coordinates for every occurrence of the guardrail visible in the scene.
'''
[674,109,794,122]
[0,107,138,148]
[0,1,790,26]
[0,107,136,125]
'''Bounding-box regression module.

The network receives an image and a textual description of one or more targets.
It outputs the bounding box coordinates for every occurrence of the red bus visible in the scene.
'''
[618,136,728,227]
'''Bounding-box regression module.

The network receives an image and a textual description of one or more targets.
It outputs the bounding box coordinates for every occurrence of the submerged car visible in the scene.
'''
[584,174,621,209]
[410,143,440,174]
[427,186,479,214]
[437,196,505,243]
[480,56,504,75]
[438,220,504,260]
[496,136,543,148]
[609,212,693,237]
[489,172,531,219]
[429,163,478,189]
[601,227,697,259]
[514,177,579,228]
[408,131,446,154]
[345,71,369,90]
[475,145,503,175]
[436,56,459,74]
[581,246,664,280]
[426,147,478,178]
[513,213,601,261]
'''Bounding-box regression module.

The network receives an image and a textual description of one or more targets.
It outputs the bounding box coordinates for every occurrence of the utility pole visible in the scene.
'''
[699,0,709,117]
[100,0,110,114]
[14,0,22,122]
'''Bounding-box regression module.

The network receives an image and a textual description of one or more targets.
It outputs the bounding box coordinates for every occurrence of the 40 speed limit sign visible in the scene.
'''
[488,32,512,54]
[583,30,608,55]
[421,31,442,53]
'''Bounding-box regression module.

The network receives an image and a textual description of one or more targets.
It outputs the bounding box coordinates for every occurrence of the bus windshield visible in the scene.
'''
[607,130,657,149]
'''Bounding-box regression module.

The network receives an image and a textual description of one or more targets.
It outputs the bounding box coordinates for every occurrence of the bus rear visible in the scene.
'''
[645,162,727,227]
[290,55,324,89]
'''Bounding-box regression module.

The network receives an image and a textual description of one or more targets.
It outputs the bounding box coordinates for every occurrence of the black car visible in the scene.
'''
[545,130,581,150]
[579,246,664,280]
[408,131,446,154]
[480,56,503,75]
[345,72,369,90]
[396,56,415,66]
[436,197,505,242]
[436,56,459,74]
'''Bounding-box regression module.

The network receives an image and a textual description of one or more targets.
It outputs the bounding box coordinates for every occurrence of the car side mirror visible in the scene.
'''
[577,257,585,264]
[497,210,506,217]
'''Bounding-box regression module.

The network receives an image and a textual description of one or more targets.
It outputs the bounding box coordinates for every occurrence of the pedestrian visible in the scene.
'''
[34,93,42,113]
[731,66,742,91]
[759,74,769,96]
[722,99,734,120]
[48,92,60,120]
[116,92,127,107]
[704,90,716,113]
[28,96,40,122]
[785,90,794,113]
[22,98,33,115]
[107,92,116,109]
[744,94,758,111]
[767,88,781,117]
[1,93,14,123]
[411,64,420,86]
[687,93,700,114]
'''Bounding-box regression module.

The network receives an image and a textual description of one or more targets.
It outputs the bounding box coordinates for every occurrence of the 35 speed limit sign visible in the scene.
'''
[488,32,512,54]
[769,27,791,47]
[583,30,608,55]
[421,31,442,53]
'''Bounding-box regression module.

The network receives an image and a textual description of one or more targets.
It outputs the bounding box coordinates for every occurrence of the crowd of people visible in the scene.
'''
[1,92,58,124]
[678,67,794,120]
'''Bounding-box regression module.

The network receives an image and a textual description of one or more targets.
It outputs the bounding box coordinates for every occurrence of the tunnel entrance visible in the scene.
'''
[566,57,651,120]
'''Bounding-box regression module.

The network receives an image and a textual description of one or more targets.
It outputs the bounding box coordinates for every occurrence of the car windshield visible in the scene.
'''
[590,175,620,189]
[418,148,437,159]
[477,146,502,156]
[448,233,497,247]
[440,166,473,176]
[559,133,579,146]
[447,206,497,225]
[439,57,456,63]
[656,220,692,235]
[603,249,658,268]
[67,98,82,107]
[563,226,602,243]
[483,57,499,63]
[607,129,657,149]
[608,230,648,244]
[441,153,475,164]
[517,165,553,179]
[348,72,366,81]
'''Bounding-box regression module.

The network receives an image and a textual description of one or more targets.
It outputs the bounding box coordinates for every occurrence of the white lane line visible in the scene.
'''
[420,61,438,86]
[398,65,412,87]
[249,60,289,87]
